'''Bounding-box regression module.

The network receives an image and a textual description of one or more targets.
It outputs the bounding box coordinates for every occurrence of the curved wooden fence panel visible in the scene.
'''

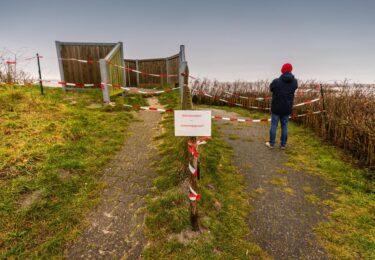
[55,41,119,90]
[125,53,180,88]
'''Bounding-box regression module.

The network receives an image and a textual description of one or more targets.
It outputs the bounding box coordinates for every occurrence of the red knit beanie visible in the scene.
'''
[281,63,293,74]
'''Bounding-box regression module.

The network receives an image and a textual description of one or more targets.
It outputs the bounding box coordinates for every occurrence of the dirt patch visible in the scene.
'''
[19,190,42,208]
[86,103,102,109]
[66,97,163,259]
[211,108,332,259]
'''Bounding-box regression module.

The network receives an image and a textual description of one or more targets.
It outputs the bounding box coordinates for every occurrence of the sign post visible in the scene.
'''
[175,110,211,231]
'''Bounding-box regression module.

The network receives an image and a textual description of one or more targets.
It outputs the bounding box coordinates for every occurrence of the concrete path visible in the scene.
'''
[212,108,332,260]
[66,97,162,259]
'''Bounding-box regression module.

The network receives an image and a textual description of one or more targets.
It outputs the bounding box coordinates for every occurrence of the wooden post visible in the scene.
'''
[100,59,110,104]
[135,59,140,86]
[320,83,327,136]
[166,58,170,85]
[178,44,199,230]
[6,62,10,83]
[14,54,17,83]
[183,62,199,231]
[161,63,164,86]
[189,136,199,231]
[320,84,326,111]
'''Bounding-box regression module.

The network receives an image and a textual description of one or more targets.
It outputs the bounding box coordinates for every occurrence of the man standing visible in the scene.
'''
[265,63,298,149]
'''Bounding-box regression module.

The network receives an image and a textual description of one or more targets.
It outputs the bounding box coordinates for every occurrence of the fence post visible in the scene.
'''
[55,41,66,91]
[136,59,140,86]
[100,59,110,104]
[179,61,187,109]
[6,62,11,83]
[320,83,327,136]
[36,53,44,95]
[166,58,170,85]
[320,84,326,111]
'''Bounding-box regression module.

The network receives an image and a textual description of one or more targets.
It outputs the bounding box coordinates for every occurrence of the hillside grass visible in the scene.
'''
[286,124,375,259]
[143,91,267,259]
[0,85,140,258]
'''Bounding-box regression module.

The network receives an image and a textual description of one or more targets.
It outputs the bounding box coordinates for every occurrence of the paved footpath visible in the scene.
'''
[66,97,162,259]
[212,108,332,260]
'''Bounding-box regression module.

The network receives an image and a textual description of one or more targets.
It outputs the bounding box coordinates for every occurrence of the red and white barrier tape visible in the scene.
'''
[58,58,178,78]
[121,86,180,94]
[188,141,199,158]
[292,110,325,118]
[123,104,173,113]
[1,79,123,89]
[3,55,42,65]
[189,163,198,177]
[223,91,272,101]
[59,58,96,64]
[212,110,325,123]
[124,67,177,78]
[193,89,320,109]
[293,98,321,107]
[212,115,271,123]
[187,137,210,201]
[58,82,102,88]
[189,186,201,201]
[192,90,270,111]
[122,104,324,122]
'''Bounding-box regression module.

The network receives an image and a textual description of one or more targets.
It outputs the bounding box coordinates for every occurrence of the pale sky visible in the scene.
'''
[1,0,374,83]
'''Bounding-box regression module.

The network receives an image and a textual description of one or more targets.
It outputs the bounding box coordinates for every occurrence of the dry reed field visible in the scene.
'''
[191,79,375,174]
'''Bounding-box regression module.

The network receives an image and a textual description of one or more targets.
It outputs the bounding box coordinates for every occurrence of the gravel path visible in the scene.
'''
[211,108,332,260]
[66,97,162,259]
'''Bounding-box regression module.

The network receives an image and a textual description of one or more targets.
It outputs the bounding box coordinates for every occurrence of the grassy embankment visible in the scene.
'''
[143,91,268,259]
[0,85,146,258]
[199,104,375,259]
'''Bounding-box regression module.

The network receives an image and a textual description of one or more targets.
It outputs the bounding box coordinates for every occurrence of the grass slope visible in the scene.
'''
[286,124,375,259]
[0,85,137,258]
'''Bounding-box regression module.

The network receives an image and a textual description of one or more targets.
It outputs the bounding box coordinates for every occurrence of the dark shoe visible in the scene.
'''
[280,145,287,150]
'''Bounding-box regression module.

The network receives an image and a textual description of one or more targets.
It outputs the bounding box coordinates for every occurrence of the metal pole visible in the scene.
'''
[55,41,66,91]
[179,61,187,109]
[119,42,126,87]
[37,53,44,95]
[100,59,110,104]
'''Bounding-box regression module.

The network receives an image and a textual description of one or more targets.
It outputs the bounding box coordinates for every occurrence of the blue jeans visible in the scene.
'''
[269,113,289,147]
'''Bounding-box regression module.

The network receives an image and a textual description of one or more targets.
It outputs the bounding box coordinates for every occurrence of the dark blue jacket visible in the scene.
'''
[270,73,298,116]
